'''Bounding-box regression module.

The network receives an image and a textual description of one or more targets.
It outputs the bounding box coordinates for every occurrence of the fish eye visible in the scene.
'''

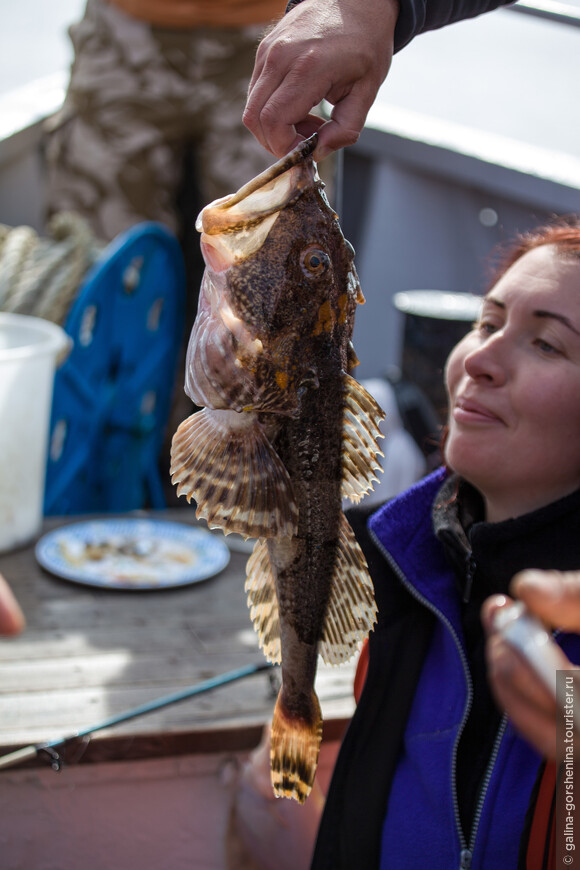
[300,247,330,278]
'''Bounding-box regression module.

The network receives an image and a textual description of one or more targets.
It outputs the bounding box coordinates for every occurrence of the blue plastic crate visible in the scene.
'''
[44,222,186,514]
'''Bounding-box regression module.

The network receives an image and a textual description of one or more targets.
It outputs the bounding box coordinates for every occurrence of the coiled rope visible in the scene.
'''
[0,212,104,325]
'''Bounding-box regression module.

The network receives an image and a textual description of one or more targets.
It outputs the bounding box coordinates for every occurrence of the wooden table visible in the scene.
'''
[0,509,355,764]
[0,510,355,869]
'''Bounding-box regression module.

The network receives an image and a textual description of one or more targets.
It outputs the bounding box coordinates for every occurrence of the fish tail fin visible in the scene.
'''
[341,373,385,504]
[170,408,298,539]
[270,687,323,804]
[318,512,378,665]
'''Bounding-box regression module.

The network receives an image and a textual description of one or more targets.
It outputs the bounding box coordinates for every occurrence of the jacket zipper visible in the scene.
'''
[462,713,508,867]
[369,530,507,870]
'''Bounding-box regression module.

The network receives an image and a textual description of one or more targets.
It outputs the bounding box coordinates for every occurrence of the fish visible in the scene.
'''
[170,134,384,803]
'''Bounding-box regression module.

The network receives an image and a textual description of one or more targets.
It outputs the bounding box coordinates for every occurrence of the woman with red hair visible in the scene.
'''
[234,218,580,870]
[313,217,580,870]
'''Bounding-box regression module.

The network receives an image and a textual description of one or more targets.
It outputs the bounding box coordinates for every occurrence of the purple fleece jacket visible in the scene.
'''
[368,469,580,870]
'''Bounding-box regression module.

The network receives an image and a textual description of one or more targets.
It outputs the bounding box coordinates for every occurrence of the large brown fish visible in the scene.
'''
[170,135,383,803]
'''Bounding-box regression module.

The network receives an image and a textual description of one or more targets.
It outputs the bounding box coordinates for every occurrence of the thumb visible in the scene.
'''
[511,569,580,632]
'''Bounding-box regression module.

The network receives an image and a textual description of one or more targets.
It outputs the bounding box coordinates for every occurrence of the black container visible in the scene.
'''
[393,290,482,424]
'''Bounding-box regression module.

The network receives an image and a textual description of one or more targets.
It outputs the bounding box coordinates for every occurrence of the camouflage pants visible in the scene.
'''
[44,0,274,242]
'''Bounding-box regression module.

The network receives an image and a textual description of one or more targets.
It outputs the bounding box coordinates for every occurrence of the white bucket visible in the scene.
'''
[0,313,69,553]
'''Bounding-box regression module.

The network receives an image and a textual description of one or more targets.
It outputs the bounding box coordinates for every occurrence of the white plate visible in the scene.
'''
[35,518,230,590]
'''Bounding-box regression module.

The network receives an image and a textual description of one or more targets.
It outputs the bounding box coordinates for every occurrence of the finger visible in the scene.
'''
[244,75,288,154]
[485,634,559,757]
[511,569,580,632]
[481,594,513,635]
[314,80,381,160]
[247,70,333,157]
[244,91,304,157]
[487,633,563,710]
[247,32,269,94]
[0,572,25,636]
[244,37,289,151]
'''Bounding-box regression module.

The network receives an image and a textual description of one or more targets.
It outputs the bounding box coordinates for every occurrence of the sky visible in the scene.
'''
[1,0,85,95]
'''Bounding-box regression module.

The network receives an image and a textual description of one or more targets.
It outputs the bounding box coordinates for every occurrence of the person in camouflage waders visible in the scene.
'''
[44,0,285,503]
[44,0,284,242]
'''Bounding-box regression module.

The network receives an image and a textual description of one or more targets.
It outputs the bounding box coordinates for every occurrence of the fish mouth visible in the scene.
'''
[196,134,320,272]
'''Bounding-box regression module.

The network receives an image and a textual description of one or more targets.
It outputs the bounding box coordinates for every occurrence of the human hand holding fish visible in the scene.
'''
[170,134,384,803]
[243,0,399,160]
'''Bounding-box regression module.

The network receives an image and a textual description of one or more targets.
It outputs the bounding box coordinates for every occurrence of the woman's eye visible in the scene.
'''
[476,320,498,336]
[300,248,330,277]
[535,338,560,355]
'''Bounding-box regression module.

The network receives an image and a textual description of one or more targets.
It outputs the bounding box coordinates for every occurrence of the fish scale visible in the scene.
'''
[170,134,384,801]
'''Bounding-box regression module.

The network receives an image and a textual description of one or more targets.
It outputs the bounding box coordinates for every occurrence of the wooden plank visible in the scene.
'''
[0,661,354,744]
[0,718,350,769]
[0,646,354,695]
[0,510,357,757]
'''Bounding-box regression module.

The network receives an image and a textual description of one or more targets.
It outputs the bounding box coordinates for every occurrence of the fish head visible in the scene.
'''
[197,136,318,275]
[195,135,363,409]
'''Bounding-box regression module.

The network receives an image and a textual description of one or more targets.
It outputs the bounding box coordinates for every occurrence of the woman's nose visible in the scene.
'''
[463,333,507,384]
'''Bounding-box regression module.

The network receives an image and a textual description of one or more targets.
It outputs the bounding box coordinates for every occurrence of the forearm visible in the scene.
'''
[286,0,514,53]
[394,0,515,51]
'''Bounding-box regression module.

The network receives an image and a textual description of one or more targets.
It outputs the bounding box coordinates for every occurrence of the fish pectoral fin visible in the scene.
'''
[318,513,378,665]
[245,538,281,664]
[170,408,298,539]
[270,688,322,804]
[341,373,385,504]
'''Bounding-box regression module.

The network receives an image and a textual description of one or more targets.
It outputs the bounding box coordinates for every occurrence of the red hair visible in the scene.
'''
[488,216,580,289]
[439,217,580,467]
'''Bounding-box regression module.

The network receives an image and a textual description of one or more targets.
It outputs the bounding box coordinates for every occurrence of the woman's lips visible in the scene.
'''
[453,397,505,425]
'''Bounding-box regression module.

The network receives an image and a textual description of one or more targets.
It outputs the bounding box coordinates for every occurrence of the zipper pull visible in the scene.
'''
[463,553,476,603]
[459,848,472,869]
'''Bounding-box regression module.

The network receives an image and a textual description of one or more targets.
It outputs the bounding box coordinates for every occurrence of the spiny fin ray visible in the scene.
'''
[170,409,298,539]
[245,538,281,664]
[341,373,385,504]
[318,513,377,665]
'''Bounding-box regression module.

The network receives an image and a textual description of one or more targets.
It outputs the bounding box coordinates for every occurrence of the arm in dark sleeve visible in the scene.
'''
[394,0,515,51]
[286,0,514,54]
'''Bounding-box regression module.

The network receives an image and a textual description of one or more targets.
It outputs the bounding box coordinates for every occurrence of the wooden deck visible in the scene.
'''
[0,509,356,765]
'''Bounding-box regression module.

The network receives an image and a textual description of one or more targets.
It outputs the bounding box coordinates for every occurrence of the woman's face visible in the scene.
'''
[445,244,580,522]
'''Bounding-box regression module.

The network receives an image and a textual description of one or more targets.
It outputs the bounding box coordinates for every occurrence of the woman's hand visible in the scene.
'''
[243,0,400,160]
[482,570,580,759]
[0,571,25,636]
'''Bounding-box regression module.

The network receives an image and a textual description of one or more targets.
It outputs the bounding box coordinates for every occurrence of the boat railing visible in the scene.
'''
[509,0,580,28]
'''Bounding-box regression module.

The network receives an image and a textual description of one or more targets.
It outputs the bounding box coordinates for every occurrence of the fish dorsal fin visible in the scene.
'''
[170,409,298,539]
[245,538,281,664]
[341,373,385,504]
[318,513,377,665]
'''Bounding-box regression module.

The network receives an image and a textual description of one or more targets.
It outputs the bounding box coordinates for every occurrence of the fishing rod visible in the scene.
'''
[0,661,275,772]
